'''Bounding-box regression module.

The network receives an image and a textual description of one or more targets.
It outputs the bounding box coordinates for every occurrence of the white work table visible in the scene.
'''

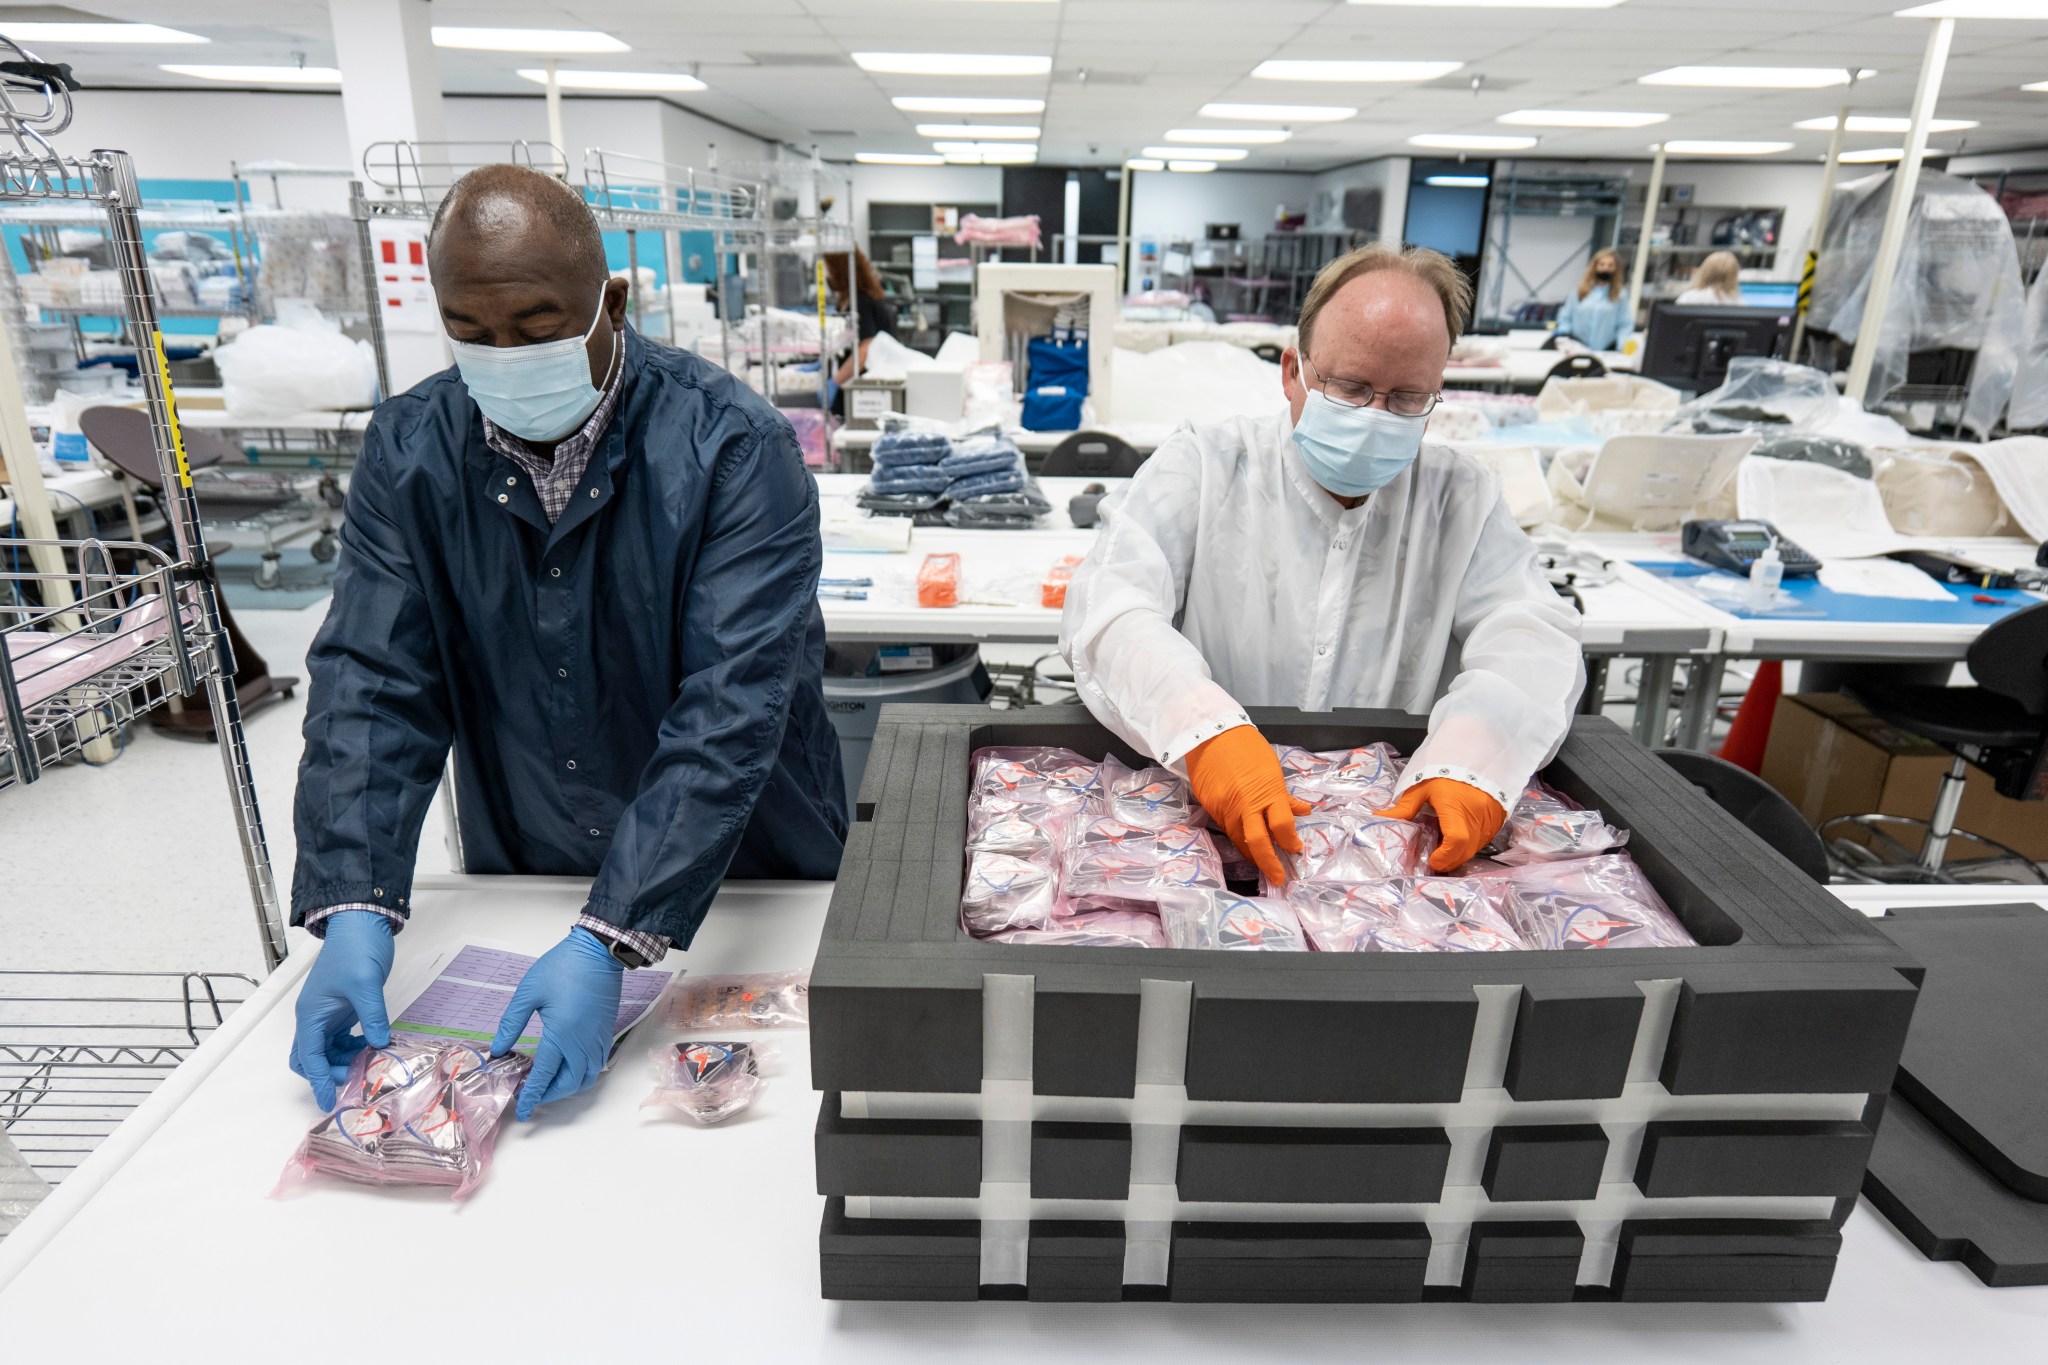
[0,465,126,534]
[1,875,2042,1363]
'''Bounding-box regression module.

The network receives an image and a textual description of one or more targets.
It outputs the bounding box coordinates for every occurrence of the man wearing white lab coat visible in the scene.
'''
[1060,244,1584,884]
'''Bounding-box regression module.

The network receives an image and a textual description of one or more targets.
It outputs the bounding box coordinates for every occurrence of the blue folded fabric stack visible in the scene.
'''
[869,462,954,494]
[940,430,1026,500]
[870,430,952,468]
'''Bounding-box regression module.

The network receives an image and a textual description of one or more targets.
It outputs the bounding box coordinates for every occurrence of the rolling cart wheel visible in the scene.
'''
[256,553,282,590]
[310,532,339,564]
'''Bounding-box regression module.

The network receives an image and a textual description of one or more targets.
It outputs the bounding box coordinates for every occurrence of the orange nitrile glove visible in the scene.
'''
[1185,724,1312,886]
[1377,778,1508,873]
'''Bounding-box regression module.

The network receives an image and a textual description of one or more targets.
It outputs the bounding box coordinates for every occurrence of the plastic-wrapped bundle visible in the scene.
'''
[1285,811,1437,885]
[1674,358,1839,436]
[967,798,1067,858]
[961,850,1059,936]
[1488,855,1695,950]
[938,446,1023,480]
[870,430,953,467]
[855,487,945,520]
[1042,554,1083,607]
[1156,889,1308,951]
[1107,763,1194,830]
[1287,877,1524,953]
[993,908,1167,948]
[662,970,809,1030]
[1273,741,1403,809]
[947,465,1027,500]
[1494,778,1629,865]
[1749,433,1872,480]
[917,552,961,607]
[275,1042,531,1201]
[973,746,1103,809]
[945,483,1050,528]
[869,463,953,495]
[641,1040,769,1125]
[1064,826,1225,911]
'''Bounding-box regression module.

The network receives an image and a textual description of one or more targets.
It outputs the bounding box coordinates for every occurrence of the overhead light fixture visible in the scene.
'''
[432,26,629,53]
[1348,0,1626,6]
[1125,158,1165,171]
[855,152,948,165]
[1408,133,1538,150]
[1425,174,1491,187]
[1641,66,1867,88]
[1895,0,2048,15]
[160,64,342,85]
[1168,161,1218,173]
[933,141,1040,163]
[1141,145,1250,161]
[1498,109,1668,128]
[892,95,1045,114]
[1660,139,1796,155]
[1198,102,1357,121]
[852,52,1051,76]
[1837,146,1950,163]
[1794,114,1979,132]
[1164,128,1291,144]
[516,69,706,92]
[3,22,207,43]
[1252,59,1463,82]
[2026,80,2048,91]
[915,123,1041,139]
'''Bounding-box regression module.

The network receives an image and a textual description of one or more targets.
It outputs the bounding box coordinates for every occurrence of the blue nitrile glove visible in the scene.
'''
[490,927,624,1121]
[289,910,394,1110]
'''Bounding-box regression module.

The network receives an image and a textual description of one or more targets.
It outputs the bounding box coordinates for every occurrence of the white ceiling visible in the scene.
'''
[12,0,2048,170]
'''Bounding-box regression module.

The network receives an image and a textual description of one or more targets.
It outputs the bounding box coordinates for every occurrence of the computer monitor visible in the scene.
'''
[1639,303,1792,391]
[1739,281,1800,309]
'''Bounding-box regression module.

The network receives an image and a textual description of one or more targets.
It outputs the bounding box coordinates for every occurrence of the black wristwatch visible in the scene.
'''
[602,936,657,970]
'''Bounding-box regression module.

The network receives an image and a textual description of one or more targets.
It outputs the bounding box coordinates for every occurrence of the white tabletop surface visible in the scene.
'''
[1,876,2043,1363]
[0,465,126,525]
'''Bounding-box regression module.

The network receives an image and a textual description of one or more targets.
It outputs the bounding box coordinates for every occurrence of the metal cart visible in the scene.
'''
[0,38,286,1231]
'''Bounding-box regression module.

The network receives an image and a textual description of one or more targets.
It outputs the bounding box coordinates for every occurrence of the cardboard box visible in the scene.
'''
[1761,692,2048,859]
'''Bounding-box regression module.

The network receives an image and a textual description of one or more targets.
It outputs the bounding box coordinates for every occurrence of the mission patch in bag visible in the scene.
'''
[662,970,810,1031]
[642,1040,774,1126]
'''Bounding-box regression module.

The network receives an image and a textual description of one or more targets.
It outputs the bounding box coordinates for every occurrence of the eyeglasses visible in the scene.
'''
[1301,353,1441,417]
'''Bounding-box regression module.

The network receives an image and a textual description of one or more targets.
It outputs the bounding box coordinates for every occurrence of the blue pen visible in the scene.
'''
[818,588,868,601]
[820,576,874,588]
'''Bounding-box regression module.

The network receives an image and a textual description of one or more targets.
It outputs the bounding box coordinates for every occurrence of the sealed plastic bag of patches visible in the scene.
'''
[642,1040,775,1125]
[966,796,1070,859]
[962,849,1060,937]
[1489,854,1695,950]
[275,1042,531,1200]
[972,746,1104,809]
[663,970,810,1031]
[1105,762,1194,830]
[1283,809,1437,885]
[1285,880,1445,954]
[1063,824,1225,912]
[1292,743,1406,810]
[1156,888,1308,951]
[1493,778,1629,865]
[993,908,1168,949]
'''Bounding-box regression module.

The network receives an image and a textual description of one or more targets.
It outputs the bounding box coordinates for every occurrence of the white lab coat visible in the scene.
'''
[1059,408,1585,809]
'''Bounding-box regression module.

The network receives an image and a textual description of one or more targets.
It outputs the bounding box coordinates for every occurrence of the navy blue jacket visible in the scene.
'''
[290,330,846,946]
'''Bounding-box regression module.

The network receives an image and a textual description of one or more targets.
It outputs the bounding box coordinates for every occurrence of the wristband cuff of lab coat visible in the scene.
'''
[1395,762,1512,812]
[574,913,671,964]
[301,904,405,940]
[1160,711,1253,769]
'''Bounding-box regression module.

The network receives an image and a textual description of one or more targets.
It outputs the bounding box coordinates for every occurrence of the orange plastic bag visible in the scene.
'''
[917,552,961,608]
[1041,554,1083,608]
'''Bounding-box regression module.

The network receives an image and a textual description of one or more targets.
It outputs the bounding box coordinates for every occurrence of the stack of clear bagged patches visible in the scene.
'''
[1288,877,1526,954]
[1490,776,1630,865]
[275,1042,531,1200]
[1480,855,1694,950]
[1156,889,1308,951]
[961,747,1104,936]
[643,1040,774,1126]
[663,970,809,1031]
[1280,808,1437,887]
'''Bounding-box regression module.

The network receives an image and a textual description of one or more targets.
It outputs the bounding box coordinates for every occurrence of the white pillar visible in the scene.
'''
[330,0,446,172]
[544,58,566,163]
[1789,100,1854,360]
[1626,142,1666,329]
[1844,20,1954,404]
[1062,173,1081,265]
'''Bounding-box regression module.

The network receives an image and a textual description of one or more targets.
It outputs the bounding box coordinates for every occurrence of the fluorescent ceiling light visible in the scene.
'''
[1498,109,1668,128]
[2027,80,2048,91]
[1409,132,1538,150]
[915,123,1040,138]
[1253,59,1463,82]
[1896,0,2048,15]
[1642,66,1865,88]
[1349,0,1626,6]
[1141,145,1250,161]
[1794,114,1978,132]
[516,69,705,92]
[4,22,206,43]
[1837,146,1950,163]
[1169,161,1218,173]
[1425,174,1491,187]
[1165,128,1291,144]
[1198,102,1357,121]
[933,142,1040,163]
[433,26,628,53]
[853,52,1050,76]
[1125,158,1166,170]
[160,64,341,85]
[855,152,948,165]
[1660,139,1796,155]
[892,95,1045,114]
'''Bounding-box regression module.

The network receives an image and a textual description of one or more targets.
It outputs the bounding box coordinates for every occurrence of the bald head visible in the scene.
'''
[429,163,607,289]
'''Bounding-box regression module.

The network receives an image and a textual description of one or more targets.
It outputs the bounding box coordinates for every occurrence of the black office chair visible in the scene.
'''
[1656,749,1830,884]
[1544,353,1608,382]
[1823,601,2048,884]
[1251,343,1284,364]
[1041,430,1145,479]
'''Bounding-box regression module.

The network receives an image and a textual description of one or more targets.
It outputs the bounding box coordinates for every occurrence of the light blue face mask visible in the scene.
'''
[449,285,617,442]
[1291,387,1428,498]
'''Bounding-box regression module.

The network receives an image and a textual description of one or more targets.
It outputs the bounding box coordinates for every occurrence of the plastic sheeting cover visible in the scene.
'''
[2013,271,2048,431]
[1806,170,2027,437]
[1110,341,1284,427]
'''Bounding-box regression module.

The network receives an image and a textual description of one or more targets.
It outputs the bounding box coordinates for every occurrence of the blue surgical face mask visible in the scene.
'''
[449,285,617,442]
[1291,387,1428,498]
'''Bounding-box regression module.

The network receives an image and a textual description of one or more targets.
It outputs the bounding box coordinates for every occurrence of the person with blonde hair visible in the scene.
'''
[1553,247,1628,350]
[1676,250,1743,305]
[1060,243,1583,884]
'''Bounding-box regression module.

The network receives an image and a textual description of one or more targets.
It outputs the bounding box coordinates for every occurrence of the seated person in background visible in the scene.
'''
[1553,248,1629,351]
[825,247,898,416]
[1675,250,1743,306]
[1059,244,1585,884]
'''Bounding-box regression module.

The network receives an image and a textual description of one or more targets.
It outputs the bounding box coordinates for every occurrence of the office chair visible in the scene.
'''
[1544,353,1608,381]
[1823,600,2048,884]
[1041,430,1144,479]
[1656,748,1830,885]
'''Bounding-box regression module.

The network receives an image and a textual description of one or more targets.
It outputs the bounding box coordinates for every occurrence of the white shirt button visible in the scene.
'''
[496,494,508,504]
[550,567,562,577]
[1335,539,1348,551]
[506,476,517,487]
[1317,643,1330,657]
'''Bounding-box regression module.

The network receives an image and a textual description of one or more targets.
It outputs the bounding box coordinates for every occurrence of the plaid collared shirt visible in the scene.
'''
[305,337,670,965]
